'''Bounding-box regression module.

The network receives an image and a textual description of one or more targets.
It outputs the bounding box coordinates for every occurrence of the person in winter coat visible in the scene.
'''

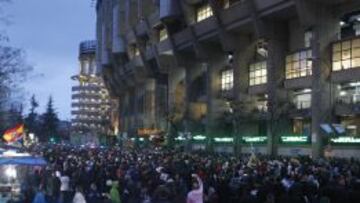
[73,186,87,203]
[33,186,47,203]
[86,183,102,203]
[110,181,121,203]
[187,174,203,203]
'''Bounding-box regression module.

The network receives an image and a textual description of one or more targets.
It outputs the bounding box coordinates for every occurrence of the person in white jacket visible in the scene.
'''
[187,174,203,203]
[73,186,87,203]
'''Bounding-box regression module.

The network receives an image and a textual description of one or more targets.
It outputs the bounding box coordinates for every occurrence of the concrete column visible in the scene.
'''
[233,38,254,154]
[311,8,339,158]
[266,21,288,156]
[205,53,226,152]
[149,79,157,128]
[205,61,214,152]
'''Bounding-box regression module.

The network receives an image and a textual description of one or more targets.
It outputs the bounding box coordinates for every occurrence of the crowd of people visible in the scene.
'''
[15,144,360,203]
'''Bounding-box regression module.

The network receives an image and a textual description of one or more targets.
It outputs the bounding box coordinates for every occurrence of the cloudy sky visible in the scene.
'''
[4,0,96,120]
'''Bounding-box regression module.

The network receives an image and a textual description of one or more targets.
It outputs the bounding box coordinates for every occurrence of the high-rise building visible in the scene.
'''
[71,40,114,143]
[96,0,360,158]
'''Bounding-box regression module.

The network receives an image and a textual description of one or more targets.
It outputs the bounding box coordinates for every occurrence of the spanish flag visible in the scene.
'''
[3,124,24,143]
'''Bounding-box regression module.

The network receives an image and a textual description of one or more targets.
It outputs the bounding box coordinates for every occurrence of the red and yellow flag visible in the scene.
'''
[3,124,24,143]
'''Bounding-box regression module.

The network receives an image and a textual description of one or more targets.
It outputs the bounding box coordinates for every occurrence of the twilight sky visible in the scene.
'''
[5,0,96,120]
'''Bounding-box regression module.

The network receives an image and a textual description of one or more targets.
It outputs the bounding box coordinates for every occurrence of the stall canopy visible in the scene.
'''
[0,156,47,166]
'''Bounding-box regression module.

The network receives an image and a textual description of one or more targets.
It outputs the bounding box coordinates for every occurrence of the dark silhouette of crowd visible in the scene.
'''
[19,144,360,203]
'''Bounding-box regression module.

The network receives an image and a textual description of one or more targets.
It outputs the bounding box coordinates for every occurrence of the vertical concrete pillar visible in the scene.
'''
[266,21,288,156]
[205,61,215,152]
[311,8,339,159]
[204,52,225,152]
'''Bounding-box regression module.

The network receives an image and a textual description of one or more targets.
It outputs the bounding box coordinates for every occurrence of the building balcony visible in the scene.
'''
[193,17,218,41]
[221,0,251,27]
[112,35,125,54]
[72,85,101,92]
[334,97,360,116]
[125,30,136,44]
[145,46,155,60]
[71,102,110,108]
[148,11,161,29]
[248,84,267,95]
[288,101,311,118]
[159,0,181,21]
[133,55,144,67]
[254,0,291,12]
[71,117,109,124]
[103,0,294,63]
[331,68,360,83]
[157,39,172,55]
[173,28,193,50]
[284,77,312,90]
[71,93,102,100]
[250,108,268,120]
[135,20,147,37]
[219,89,234,100]
[71,110,104,116]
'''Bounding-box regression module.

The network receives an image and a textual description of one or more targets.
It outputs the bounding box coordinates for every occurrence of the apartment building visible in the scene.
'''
[71,40,115,143]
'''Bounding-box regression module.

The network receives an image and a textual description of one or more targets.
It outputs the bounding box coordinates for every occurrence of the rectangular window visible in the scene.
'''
[293,119,311,136]
[196,4,213,22]
[159,27,168,42]
[221,0,243,8]
[286,49,312,79]
[332,38,360,71]
[337,82,360,104]
[304,30,313,48]
[221,69,233,91]
[249,61,267,86]
[293,90,312,109]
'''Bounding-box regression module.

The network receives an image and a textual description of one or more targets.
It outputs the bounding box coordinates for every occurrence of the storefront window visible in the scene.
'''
[286,50,312,79]
[332,38,360,71]
[293,119,311,135]
[340,116,359,136]
[249,61,267,86]
[221,69,233,92]
[196,4,213,22]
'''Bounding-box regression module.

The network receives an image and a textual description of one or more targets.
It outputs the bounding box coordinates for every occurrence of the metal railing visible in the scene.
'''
[295,101,311,110]
[337,95,360,105]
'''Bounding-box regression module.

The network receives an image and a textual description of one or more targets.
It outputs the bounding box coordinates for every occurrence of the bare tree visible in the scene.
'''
[0,0,32,131]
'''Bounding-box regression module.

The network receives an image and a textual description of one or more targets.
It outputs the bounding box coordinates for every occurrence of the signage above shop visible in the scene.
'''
[330,137,360,144]
[193,135,206,141]
[241,136,267,143]
[137,128,162,136]
[280,136,309,143]
[175,136,186,141]
[214,137,233,143]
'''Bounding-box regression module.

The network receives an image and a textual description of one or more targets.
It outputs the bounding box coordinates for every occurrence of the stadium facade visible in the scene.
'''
[95,0,360,158]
